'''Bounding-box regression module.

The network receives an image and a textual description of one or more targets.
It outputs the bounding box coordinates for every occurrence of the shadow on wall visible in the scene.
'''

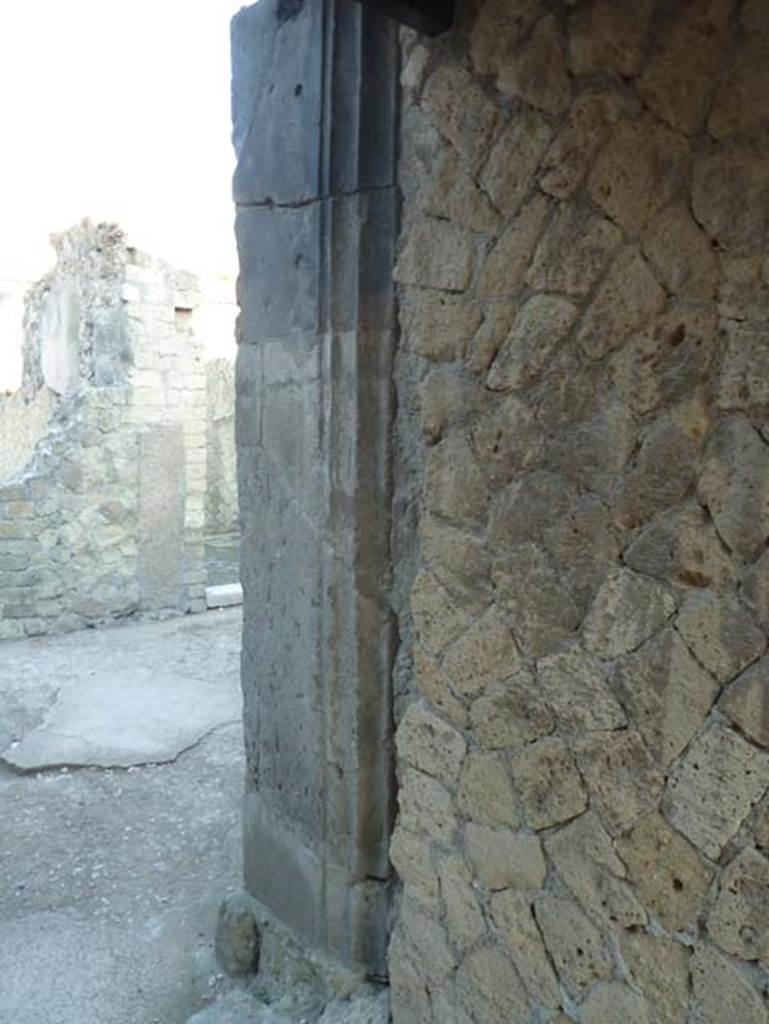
[0,220,239,641]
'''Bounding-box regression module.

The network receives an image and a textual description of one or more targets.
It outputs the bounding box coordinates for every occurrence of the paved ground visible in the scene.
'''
[0,609,244,1024]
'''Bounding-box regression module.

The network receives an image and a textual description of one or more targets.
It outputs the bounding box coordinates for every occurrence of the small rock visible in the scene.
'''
[215,894,260,977]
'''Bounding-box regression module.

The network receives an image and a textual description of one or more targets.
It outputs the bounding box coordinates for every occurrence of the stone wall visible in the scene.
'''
[205,357,237,535]
[390,1,769,1021]
[0,222,208,639]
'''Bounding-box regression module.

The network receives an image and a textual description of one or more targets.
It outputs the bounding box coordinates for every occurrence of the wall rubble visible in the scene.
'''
[391,1,769,1020]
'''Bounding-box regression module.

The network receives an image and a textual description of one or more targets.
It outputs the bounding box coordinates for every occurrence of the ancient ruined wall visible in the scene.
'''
[205,357,237,535]
[0,223,207,639]
[390,1,769,1020]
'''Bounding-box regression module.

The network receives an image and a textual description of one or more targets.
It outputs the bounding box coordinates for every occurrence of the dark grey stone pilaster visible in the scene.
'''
[231,0,398,978]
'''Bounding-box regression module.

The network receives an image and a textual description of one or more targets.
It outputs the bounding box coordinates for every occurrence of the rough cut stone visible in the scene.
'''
[538,649,626,733]
[419,147,501,235]
[675,592,764,685]
[692,146,769,256]
[588,117,690,236]
[410,570,477,657]
[525,204,622,297]
[414,648,468,730]
[421,63,501,172]
[664,718,769,860]
[470,670,554,751]
[546,812,647,929]
[489,470,575,549]
[539,90,626,199]
[720,659,769,748]
[478,194,550,297]
[577,248,667,362]
[465,302,518,375]
[471,392,543,486]
[490,891,561,1008]
[499,14,571,115]
[440,604,520,698]
[425,434,489,527]
[394,217,477,292]
[698,417,769,560]
[569,0,654,77]
[398,767,458,845]
[455,945,529,1023]
[718,321,769,411]
[742,550,769,632]
[641,205,718,301]
[400,900,455,981]
[511,737,587,830]
[690,943,768,1024]
[486,294,578,392]
[709,40,769,142]
[574,730,664,837]
[420,366,484,444]
[542,492,619,610]
[420,515,491,614]
[480,113,552,219]
[580,982,653,1024]
[618,932,689,1024]
[708,847,769,964]
[215,893,261,976]
[616,812,713,933]
[390,826,439,910]
[457,752,520,829]
[436,854,485,950]
[583,568,675,659]
[465,825,545,891]
[470,0,542,83]
[535,894,612,999]
[399,287,483,363]
[717,255,769,323]
[396,702,467,781]
[610,629,719,768]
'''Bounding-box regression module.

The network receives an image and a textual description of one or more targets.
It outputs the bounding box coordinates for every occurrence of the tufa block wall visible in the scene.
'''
[390,0,769,1020]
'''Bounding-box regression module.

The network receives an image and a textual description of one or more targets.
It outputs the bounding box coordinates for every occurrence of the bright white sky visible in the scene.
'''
[0,0,246,282]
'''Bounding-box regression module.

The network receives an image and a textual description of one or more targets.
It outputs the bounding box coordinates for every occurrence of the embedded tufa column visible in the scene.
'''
[231,0,398,977]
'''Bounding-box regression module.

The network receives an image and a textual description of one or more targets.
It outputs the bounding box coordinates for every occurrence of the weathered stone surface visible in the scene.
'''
[480,113,552,220]
[471,393,543,486]
[421,63,501,172]
[588,117,689,236]
[538,649,626,733]
[493,544,581,658]
[616,812,713,933]
[709,40,769,142]
[455,944,529,1023]
[709,847,769,963]
[489,470,575,549]
[575,731,664,837]
[394,217,477,292]
[396,702,467,781]
[470,0,542,84]
[637,0,732,135]
[440,605,520,698]
[569,0,654,77]
[490,890,561,1008]
[420,367,483,444]
[390,826,439,910]
[546,812,647,929]
[542,492,619,609]
[690,943,768,1024]
[411,570,477,657]
[457,752,520,829]
[470,670,554,751]
[581,982,653,1024]
[539,90,625,199]
[398,767,458,845]
[419,147,501,235]
[692,146,769,256]
[486,294,578,392]
[619,932,689,1024]
[717,255,769,323]
[215,893,260,976]
[425,434,489,527]
[466,825,545,891]
[535,894,612,999]
[623,501,735,593]
[742,550,769,632]
[610,306,717,415]
[465,302,517,375]
[499,14,571,115]
[400,288,483,363]
[718,321,769,411]
[414,648,468,730]
[641,205,718,301]
[583,568,675,658]
[420,515,491,614]
[511,737,587,830]
[577,248,667,362]
[526,204,622,297]
[720,659,769,748]
[436,853,485,950]
[664,718,769,860]
[400,900,454,981]
[478,194,550,297]
[610,629,719,768]
[676,592,764,685]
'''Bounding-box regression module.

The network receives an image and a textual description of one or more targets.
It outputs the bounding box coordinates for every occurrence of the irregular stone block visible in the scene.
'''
[441,605,521,698]
[478,194,550,298]
[457,752,520,829]
[535,894,612,999]
[692,146,769,256]
[539,90,626,199]
[414,648,467,730]
[489,470,575,549]
[641,205,718,302]
[486,294,578,392]
[499,15,571,115]
[419,516,491,614]
[470,670,554,751]
[542,492,619,609]
[708,847,769,963]
[511,737,587,830]
[569,0,654,77]
[546,812,647,929]
[574,730,664,836]
[389,826,439,910]
[480,108,553,218]
[709,40,769,142]
[676,592,764,685]
[610,629,719,768]
[742,550,769,632]
[615,812,713,933]
[418,147,501,234]
[470,0,541,82]
[717,321,769,411]
[526,204,622,297]
[455,945,529,1023]
[471,392,543,484]
[400,900,454,981]
[215,893,260,976]
[490,890,561,1008]
[690,943,767,1024]
[618,932,689,1024]
[400,287,482,363]
[421,63,501,172]
[538,649,626,734]
[720,659,769,748]
[398,767,458,845]
[436,853,485,950]
[410,570,477,657]
[664,718,769,860]
[425,433,490,526]
[394,217,477,291]
[465,825,545,891]
[420,366,484,444]
[583,568,675,659]
[396,702,467,781]
[581,982,653,1024]
[465,302,518,375]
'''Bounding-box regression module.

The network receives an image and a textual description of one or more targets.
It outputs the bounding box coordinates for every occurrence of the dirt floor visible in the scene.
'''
[0,609,244,1024]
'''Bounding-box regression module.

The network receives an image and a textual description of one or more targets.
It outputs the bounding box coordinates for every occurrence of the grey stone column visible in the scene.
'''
[231,0,398,978]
